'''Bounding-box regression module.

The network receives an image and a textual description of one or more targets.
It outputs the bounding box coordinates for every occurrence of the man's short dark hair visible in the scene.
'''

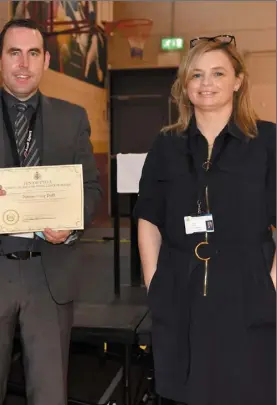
[0,19,48,56]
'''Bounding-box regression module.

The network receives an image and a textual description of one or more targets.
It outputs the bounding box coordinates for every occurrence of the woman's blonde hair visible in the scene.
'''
[164,39,259,138]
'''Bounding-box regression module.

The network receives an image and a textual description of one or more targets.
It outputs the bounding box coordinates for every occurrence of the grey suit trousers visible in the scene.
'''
[0,255,73,405]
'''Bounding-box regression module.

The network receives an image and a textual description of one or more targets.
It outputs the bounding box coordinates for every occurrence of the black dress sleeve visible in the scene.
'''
[133,133,165,228]
[264,122,276,228]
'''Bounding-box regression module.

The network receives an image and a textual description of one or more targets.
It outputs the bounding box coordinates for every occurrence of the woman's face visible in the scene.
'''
[186,49,242,113]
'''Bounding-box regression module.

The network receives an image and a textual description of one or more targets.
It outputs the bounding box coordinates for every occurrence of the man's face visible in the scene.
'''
[0,26,50,100]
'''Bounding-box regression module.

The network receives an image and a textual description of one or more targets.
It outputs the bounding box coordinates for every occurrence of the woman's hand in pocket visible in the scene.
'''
[270,252,276,290]
[145,269,157,293]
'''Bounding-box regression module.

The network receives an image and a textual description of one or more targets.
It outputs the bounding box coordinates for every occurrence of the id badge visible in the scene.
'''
[184,214,214,234]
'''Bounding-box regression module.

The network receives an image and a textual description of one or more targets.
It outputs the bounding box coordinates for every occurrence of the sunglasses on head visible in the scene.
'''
[190,35,236,49]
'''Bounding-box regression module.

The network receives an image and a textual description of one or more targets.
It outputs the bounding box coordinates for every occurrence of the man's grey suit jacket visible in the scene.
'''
[0,90,102,304]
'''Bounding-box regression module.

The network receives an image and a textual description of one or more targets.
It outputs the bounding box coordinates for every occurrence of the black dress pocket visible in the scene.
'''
[147,245,173,320]
[245,242,276,328]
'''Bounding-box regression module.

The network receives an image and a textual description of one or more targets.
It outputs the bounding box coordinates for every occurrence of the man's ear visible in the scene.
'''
[44,50,50,71]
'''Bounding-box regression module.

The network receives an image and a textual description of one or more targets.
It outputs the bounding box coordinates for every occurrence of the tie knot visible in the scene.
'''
[16,102,28,113]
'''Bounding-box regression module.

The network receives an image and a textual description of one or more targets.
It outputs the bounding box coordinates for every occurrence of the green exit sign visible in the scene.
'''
[161,37,184,51]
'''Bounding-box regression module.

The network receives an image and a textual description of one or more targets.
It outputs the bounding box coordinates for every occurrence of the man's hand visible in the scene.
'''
[0,186,6,196]
[43,228,71,244]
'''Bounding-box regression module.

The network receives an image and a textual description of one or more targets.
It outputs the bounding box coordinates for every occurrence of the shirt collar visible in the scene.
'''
[2,89,39,110]
[187,113,247,142]
[226,118,248,142]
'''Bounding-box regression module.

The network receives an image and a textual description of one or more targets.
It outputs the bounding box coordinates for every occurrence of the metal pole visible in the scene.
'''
[130,194,141,286]
[112,157,120,297]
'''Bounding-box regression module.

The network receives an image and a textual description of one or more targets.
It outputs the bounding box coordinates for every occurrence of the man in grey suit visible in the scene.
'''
[0,19,101,404]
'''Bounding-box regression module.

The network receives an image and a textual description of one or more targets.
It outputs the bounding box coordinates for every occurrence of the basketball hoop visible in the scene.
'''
[116,18,153,59]
[103,21,119,36]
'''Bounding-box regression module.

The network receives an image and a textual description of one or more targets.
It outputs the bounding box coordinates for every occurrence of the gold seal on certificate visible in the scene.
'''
[3,209,20,225]
[0,165,84,234]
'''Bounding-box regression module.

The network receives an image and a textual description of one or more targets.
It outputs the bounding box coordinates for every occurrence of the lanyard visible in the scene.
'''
[187,134,210,215]
[23,128,34,159]
[188,132,230,215]
[196,163,210,215]
[2,95,39,166]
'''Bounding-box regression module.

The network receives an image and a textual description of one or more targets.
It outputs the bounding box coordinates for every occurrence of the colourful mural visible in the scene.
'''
[11,1,107,88]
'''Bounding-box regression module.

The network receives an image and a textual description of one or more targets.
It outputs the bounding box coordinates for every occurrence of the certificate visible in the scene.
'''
[0,165,84,234]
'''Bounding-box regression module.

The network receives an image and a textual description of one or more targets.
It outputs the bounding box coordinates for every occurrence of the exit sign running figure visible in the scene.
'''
[161,37,184,51]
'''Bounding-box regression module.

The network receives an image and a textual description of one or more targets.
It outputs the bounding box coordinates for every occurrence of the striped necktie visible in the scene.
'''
[14,102,40,167]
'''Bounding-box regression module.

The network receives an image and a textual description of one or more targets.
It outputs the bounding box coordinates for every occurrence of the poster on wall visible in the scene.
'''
[10,1,107,88]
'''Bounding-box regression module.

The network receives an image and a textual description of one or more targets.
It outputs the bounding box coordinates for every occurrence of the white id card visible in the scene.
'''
[184,214,214,234]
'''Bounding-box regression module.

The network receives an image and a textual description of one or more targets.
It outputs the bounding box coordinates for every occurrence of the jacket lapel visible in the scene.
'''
[40,95,58,166]
[0,90,6,167]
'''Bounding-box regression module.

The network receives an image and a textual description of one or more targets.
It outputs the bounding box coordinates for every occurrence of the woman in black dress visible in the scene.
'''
[134,35,276,405]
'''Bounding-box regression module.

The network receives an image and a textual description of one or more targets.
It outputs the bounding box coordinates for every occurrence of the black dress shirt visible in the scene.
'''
[2,89,41,168]
[2,89,39,132]
[134,117,276,237]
